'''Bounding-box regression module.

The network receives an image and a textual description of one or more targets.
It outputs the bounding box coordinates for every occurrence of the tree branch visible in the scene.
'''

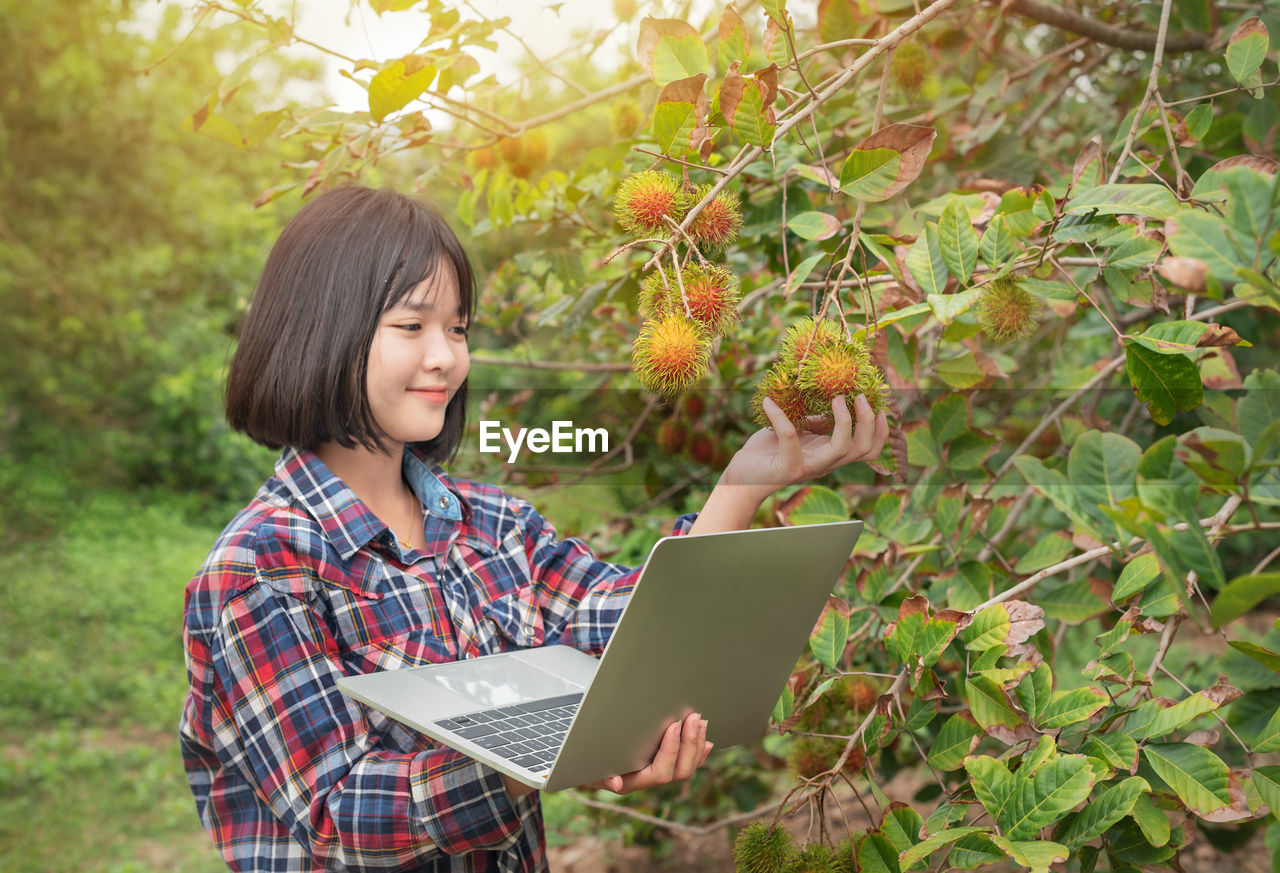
[1007,0,1208,53]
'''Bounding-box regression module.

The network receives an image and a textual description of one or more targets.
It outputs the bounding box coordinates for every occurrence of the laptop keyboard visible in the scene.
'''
[434,692,582,774]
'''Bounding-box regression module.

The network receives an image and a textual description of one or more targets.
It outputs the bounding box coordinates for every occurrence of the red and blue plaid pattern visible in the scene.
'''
[181,446,695,871]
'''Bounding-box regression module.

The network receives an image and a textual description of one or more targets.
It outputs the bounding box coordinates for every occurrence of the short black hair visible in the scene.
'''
[225,185,476,462]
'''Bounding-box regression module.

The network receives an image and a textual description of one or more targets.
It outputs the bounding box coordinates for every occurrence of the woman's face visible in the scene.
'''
[365,263,470,448]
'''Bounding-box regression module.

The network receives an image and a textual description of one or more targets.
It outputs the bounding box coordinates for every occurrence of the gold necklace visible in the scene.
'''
[399,483,420,549]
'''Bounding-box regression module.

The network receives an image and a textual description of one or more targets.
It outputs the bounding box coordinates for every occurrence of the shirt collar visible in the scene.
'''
[273,447,467,561]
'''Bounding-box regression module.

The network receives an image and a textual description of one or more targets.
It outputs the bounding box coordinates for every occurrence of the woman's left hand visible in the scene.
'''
[580,712,712,795]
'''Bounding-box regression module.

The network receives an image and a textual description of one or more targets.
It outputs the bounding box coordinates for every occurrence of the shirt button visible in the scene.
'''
[465,651,476,660]
[438,497,450,510]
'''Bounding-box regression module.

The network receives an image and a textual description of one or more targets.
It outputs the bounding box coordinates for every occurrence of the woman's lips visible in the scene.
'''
[409,388,449,402]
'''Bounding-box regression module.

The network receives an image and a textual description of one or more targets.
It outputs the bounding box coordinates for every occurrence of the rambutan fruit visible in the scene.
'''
[631,313,710,397]
[796,341,888,416]
[655,418,687,454]
[892,41,930,94]
[641,264,740,337]
[681,394,707,420]
[752,364,810,428]
[614,170,688,236]
[688,185,743,251]
[778,316,843,370]
[791,844,840,873]
[788,737,840,779]
[846,676,880,712]
[466,146,497,172]
[611,97,645,138]
[733,821,796,873]
[978,276,1039,344]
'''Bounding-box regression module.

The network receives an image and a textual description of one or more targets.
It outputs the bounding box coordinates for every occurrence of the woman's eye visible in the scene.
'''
[396,322,422,332]
[450,325,470,338]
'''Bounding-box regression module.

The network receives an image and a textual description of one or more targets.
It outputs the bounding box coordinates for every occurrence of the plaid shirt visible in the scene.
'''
[181,446,695,872]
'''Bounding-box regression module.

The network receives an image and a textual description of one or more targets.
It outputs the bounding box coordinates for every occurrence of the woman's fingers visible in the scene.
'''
[672,714,705,781]
[762,397,803,469]
[849,394,876,458]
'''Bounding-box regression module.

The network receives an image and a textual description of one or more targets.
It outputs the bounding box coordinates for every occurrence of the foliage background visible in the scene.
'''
[2,0,1280,870]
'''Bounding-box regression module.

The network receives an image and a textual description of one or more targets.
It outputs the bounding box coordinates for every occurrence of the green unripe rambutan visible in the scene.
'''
[614,170,688,236]
[752,364,810,428]
[631,313,710,397]
[688,185,743,251]
[978,276,1039,343]
[891,41,930,94]
[733,821,797,873]
[789,844,840,873]
[640,264,740,337]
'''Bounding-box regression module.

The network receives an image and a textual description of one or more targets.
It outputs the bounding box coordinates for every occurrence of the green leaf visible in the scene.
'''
[948,834,1005,869]
[996,188,1044,236]
[1064,184,1181,220]
[990,836,1068,873]
[368,57,436,122]
[1082,732,1139,774]
[1124,341,1204,425]
[1143,742,1233,817]
[966,677,1024,734]
[979,215,1015,268]
[728,81,775,148]
[927,289,981,326]
[637,17,710,84]
[785,252,825,295]
[967,755,1096,840]
[810,604,850,671]
[1015,664,1052,723]
[898,828,991,868]
[858,832,902,873]
[929,713,982,770]
[1020,277,1077,301]
[1129,793,1171,846]
[935,350,986,390]
[907,225,949,297]
[938,198,979,284]
[772,683,794,723]
[1221,165,1274,240]
[1168,208,1253,281]
[1014,533,1072,574]
[1114,553,1162,603]
[1129,320,1212,355]
[881,804,925,862]
[788,211,842,241]
[789,485,850,525]
[1225,17,1269,84]
[929,393,970,444]
[1239,370,1280,446]
[964,604,1012,652]
[1253,707,1280,753]
[839,124,936,202]
[717,3,750,72]
[653,100,700,155]
[1184,104,1214,142]
[1253,765,1280,822]
[1226,639,1280,672]
[1038,687,1109,729]
[1211,573,1280,628]
[1106,234,1164,269]
[891,611,960,668]
[1069,430,1140,516]
[1057,777,1151,849]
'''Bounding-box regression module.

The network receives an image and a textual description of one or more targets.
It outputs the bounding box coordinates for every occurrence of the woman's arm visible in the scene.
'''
[689,393,889,536]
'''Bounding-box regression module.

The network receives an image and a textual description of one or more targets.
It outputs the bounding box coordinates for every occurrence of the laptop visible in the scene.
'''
[336,520,862,791]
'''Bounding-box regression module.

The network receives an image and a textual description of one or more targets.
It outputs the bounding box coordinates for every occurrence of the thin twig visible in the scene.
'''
[1108,0,1178,185]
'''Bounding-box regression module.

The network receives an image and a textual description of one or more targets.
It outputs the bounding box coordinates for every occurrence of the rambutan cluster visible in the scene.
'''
[617,170,745,399]
[732,821,855,873]
[752,316,888,429]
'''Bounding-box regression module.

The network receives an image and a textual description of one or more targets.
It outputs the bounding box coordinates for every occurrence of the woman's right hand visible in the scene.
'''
[580,711,712,795]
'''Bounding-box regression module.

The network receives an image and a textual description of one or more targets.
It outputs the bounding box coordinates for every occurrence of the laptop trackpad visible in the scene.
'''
[417,656,584,709]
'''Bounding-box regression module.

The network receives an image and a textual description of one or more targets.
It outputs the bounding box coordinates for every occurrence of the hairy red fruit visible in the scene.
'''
[655,418,687,454]
[688,185,743,251]
[796,343,888,416]
[640,264,740,337]
[978,276,1040,343]
[630,313,709,397]
[614,170,688,236]
[752,365,809,428]
[847,676,879,712]
[778,316,843,369]
[681,394,707,420]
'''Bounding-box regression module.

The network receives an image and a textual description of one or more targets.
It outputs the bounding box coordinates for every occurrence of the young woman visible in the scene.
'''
[180,185,889,872]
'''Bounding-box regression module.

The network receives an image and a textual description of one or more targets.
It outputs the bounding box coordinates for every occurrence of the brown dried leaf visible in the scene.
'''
[719,65,745,132]
[1156,256,1210,294]
[1072,135,1104,188]
[898,594,931,621]
[1200,770,1254,822]
[763,14,782,58]
[1200,350,1244,391]
[1184,729,1220,747]
[718,3,749,59]
[1201,679,1243,707]
[988,722,1041,745]
[846,124,937,202]
[1207,153,1278,177]
[1004,600,1046,645]
[1197,323,1243,347]
[773,485,810,526]
[755,63,779,125]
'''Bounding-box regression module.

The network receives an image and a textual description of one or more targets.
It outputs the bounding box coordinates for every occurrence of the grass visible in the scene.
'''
[0,488,228,873]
